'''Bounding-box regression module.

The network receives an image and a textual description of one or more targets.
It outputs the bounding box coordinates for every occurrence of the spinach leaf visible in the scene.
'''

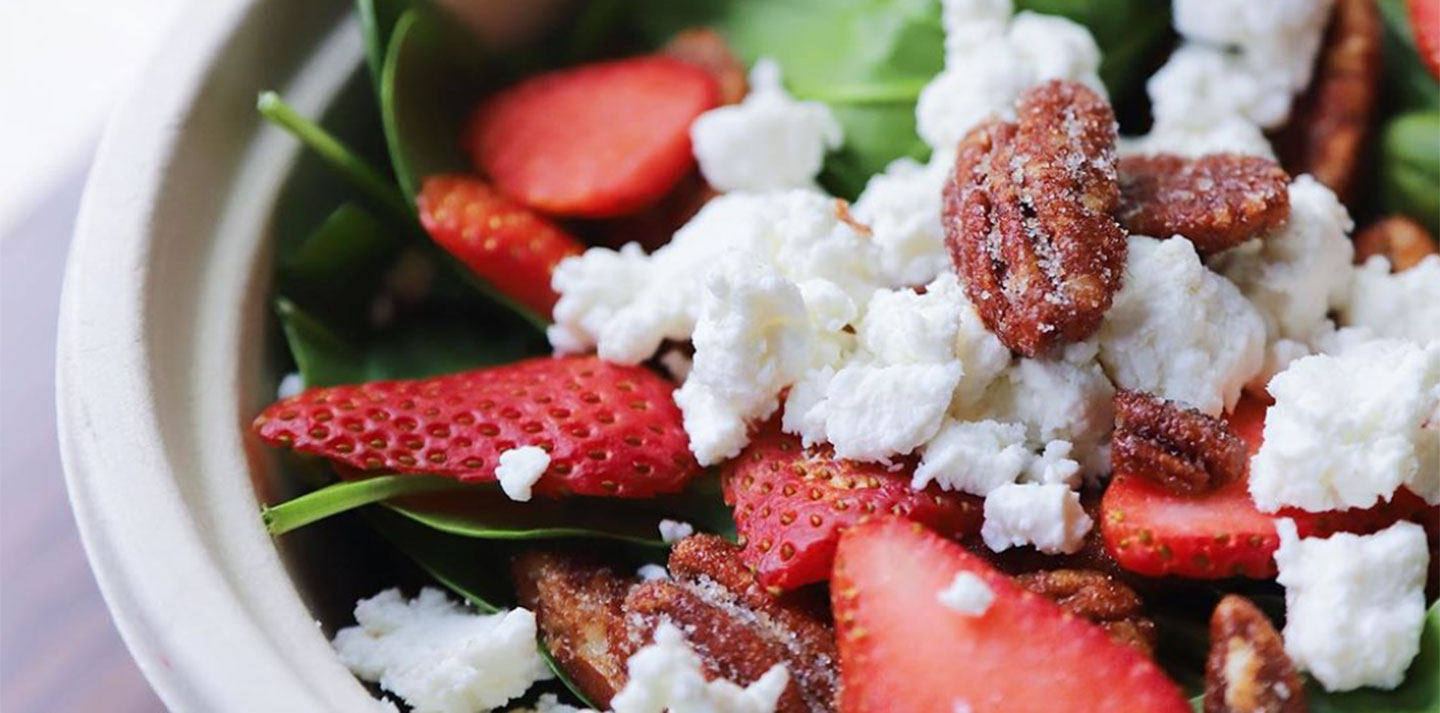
[367,508,512,612]
[380,8,487,199]
[279,203,401,336]
[357,0,411,89]
[1380,111,1440,236]
[1378,0,1440,113]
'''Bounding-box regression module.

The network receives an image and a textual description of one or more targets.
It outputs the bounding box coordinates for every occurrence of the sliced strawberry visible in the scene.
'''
[832,518,1190,713]
[467,56,719,218]
[417,174,584,318]
[1227,391,1270,455]
[720,424,982,591]
[252,356,700,498]
[1410,0,1440,80]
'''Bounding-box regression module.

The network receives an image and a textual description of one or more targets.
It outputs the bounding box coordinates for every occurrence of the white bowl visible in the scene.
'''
[57,0,562,709]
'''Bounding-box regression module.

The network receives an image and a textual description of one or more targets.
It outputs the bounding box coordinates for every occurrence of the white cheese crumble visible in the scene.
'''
[608,622,789,713]
[980,482,1093,554]
[822,362,963,461]
[658,519,695,544]
[937,571,996,616]
[495,446,550,502]
[690,58,843,193]
[915,420,1033,495]
[332,588,552,713]
[1250,339,1440,511]
[1098,235,1266,416]
[276,371,305,400]
[1340,255,1440,346]
[975,343,1116,475]
[1173,0,1335,100]
[850,157,952,286]
[636,564,671,582]
[1274,519,1430,692]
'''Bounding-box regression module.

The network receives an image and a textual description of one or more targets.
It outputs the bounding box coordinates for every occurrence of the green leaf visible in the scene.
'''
[357,0,411,89]
[380,8,487,199]
[279,203,402,335]
[274,297,544,388]
[263,474,466,535]
[1378,0,1440,113]
[367,507,512,612]
[257,91,413,220]
[1380,111,1440,236]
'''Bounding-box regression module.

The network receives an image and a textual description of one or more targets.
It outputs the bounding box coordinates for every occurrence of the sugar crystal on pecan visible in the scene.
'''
[1204,595,1306,713]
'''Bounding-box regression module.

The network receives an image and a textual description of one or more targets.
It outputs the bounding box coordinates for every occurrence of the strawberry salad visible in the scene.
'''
[253,0,1440,711]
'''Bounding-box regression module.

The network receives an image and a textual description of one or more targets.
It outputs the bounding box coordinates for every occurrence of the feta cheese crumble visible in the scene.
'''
[495,446,551,502]
[276,371,305,400]
[975,344,1116,475]
[658,519,695,544]
[608,623,789,713]
[1339,255,1440,346]
[980,482,1093,554]
[691,59,843,193]
[332,588,552,713]
[937,571,996,616]
[1274,519,1430,692]
[1249,339,1440,512]
[914,420,1032,496]
[1098,235,1265,416]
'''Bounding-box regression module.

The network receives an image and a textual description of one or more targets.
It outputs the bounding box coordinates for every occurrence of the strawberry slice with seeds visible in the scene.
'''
[1101,395,1432,578]
[252,356,700,498]
[721,424,982,591]
[1410,0,1440,80]
[832,518,1191,713]
[417,174,584,318]
[467,56,719,218]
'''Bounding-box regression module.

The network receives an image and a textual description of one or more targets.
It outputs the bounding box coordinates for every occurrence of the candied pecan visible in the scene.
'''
[626,535,839,713]
[1354,216,1440,271]
[512,552,639,706]
[1112,390,1248,495]
[944,80,1128,357]
[1015,568,1157,658]
[1204,595,1306,713]
[1275,0,1382,203]
[663,28,748,105]
[1118,154,1291,256]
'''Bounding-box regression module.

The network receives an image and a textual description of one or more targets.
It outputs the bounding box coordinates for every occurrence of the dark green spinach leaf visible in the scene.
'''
[1381,111,1440,235]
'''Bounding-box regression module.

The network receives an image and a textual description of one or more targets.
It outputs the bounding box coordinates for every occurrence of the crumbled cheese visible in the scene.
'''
[1340,255,1440,346]
[690,58,842,193]
[609,623,789,713]
[980,482,1093,554]
[1098,235,1266,416]
[675,254,815,465]
[781,365,836,448]
[1121,115,1276,159]
[851,157,951,287]
[918,7,1103,154]
[915,419,1032,495]
[823,362,964,462]
[1274,519,1429,692]
[659,349,694,383]
[495,446,550,502]
[937,571,996,616]
[856,276,965,365]
[1211,176,1355,357]
[658,519,695,544]
[1146,44,1292,132]
[940,0,1014,62]
[975,344,1116,475]
[1173,0,1335,99]
[276,371,305,400]
[332,589,552,713]
[1250,339,1440,511]
[1021,440,1083,488]
[636,564,671,582]
[549,243,652,356]
[506,694,590,713]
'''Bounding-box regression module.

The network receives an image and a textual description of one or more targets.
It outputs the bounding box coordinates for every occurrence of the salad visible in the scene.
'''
[252,0,1440,711]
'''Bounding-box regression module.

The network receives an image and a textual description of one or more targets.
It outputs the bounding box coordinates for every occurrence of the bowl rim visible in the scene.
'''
[56,0,383,710]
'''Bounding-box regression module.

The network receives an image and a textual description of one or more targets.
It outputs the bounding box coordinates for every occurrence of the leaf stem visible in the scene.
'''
[256,91,414,219]
[262,474,464,535]
[793,79,931,105]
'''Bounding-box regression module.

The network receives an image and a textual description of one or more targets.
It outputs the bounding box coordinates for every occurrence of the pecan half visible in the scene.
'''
[1204,595,1306,713]
[1112,390,1248,495]
[627,535,839,713]
[1354,215,1440,271]
[663,28,748,105]
[513,551,638,706]
[1275,0,1382,203]
[944,80,1128,357]
[1015,568,1157,658]
[1118,154,1291,255]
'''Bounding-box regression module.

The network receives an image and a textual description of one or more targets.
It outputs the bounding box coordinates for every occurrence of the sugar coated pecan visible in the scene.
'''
[1204,595,1306,713]
[1015,568,1157,658]
[1276,0,1382,203]
[1118,154,1291,255]
[1354,215,1439,271]
[663,28,748,105]
[1112,390,1248,495]
[944,80,1127,357]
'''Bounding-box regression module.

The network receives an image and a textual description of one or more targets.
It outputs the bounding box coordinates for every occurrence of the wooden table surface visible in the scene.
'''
[1,165,167,712]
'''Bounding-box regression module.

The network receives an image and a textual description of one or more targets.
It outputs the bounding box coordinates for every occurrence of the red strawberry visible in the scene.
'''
[252,356,700,498]
[1410,0,1440,80]
[721,424,982,591]
[831,518,1191,713]
[417,175,584,318]
[466,56,719,218]
[1101,395,1431,578]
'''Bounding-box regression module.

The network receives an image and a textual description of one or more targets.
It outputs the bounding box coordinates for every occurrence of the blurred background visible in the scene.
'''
[1,0,187,710]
